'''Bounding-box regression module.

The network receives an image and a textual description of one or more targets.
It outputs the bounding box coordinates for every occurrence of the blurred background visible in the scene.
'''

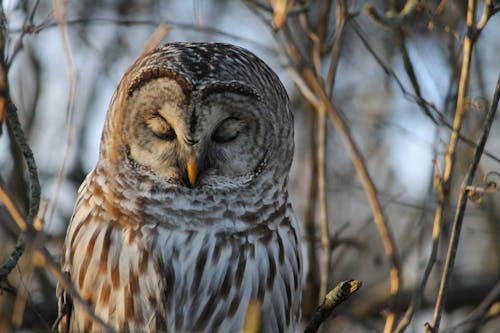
[0,0,499,332]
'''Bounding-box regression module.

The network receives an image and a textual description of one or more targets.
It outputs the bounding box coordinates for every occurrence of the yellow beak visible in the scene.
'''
[186,154,197,187]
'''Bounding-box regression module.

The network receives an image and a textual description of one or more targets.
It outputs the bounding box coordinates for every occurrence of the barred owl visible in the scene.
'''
[57,42,302,333]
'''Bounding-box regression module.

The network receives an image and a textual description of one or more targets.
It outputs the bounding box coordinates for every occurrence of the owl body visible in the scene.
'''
[59,43,301,332]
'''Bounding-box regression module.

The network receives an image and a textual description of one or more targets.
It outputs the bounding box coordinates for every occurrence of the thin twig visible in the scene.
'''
[317,104,329,300]
[350,18,500,164]
[6,0,41,67]
[303,107,320,320]
[474,0,494,39]
[0,185,117,333]
[302,68,402,329]
[396,29,438,123]
[426,1,479,331]
[0,1,41,283]
[325,0,346,96]
[247,4,403,327]
[141,22,170,54]
[311,3,333,301]
[429,73,500,332]
[10,17,275,55]
[365,0,419,29]
[444,281,500,333]
[46,0,79,229]
[304,279,362,333]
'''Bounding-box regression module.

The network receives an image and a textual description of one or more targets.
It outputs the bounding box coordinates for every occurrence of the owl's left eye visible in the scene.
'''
[212,117,245,143]
[147,114,176,141]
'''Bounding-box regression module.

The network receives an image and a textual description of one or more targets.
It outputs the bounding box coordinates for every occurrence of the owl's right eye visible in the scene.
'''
[212,117,245,143]
[147,114,176,141]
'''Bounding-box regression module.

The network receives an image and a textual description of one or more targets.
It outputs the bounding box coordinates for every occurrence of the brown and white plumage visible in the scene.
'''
[58,42,301,332]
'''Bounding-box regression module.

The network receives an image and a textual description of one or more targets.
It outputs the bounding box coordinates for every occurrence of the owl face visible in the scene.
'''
[123,76,271,188]
[100,43,294,191]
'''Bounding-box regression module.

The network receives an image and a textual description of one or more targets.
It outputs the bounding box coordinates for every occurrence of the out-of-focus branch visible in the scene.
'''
[474,0,497,40]
[141,22,170,54]
[304,279,362,333]
[303,109,319,319]
[396,30,437,123]
[428,73,500,332]
[0,185,117,333]
[46,0,79,228]
[311,1,338,301]
[350,18,500,164]
[445,281,500,333]
[426,1,488,331]
[325,0,346,96]
[305,69,402,333]
[365,0,418,29]
[0,2,7,131]
[243,299,262,333]
[317,104,329,300]
[11,17,275,54]
[351,275,499,319]
[4,103,40,225]
[245,0,310,18]
[7,0,41,66]
[0,2,41,284]
[246,3,402,329]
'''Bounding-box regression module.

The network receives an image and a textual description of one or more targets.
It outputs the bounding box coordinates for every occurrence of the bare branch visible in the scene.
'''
[350,18,500,164]
[142,23,170,54]
[304,279,362,333]
[303,69,402,320]
[0,185,117,333]
[365,0,419,29]
[445,281,500,332]
[0,2,41,285]
[317,104,329,300]
[10,17,275,55]
[428,73,499,332]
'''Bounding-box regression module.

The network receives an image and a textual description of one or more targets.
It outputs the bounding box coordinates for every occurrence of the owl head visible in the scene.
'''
[99,42,293,190]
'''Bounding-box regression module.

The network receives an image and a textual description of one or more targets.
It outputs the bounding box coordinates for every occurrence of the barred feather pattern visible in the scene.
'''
[59,165,301,332]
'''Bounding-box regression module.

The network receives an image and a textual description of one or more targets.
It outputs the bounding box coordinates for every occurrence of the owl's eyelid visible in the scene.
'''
[152,112,167,121]
[212,117,244,143]
[218,116,240,126]
[148,113,177,141]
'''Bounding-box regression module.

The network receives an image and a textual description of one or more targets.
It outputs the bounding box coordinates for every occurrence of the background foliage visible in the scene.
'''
[0,0,499,332]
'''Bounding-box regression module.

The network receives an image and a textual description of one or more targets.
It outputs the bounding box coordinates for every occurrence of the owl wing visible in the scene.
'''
[57,170,170,332]
[56,172,94,332]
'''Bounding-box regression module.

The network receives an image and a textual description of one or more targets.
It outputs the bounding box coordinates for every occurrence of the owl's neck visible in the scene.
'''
[89,162,290,231]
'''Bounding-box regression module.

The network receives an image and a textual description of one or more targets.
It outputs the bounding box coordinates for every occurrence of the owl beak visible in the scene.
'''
[186,154,198,187]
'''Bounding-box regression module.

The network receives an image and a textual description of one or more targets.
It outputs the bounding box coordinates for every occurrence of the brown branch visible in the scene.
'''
[445,281,500,333]
[304,279,362,333]
[352,275,499,318]
[6,0,41,67]
[303,68,402,325]
[324,0,347,96]
[474,0,495,40]
[11,17,275,54]
[317,104,329,300]
[426,1,481,331]
[311,3,335,302]
[396,29,438,123]
[141,22,170,54]
[246,3,402,328]
[365,0,419,29]
[0,185,117,333]
[0,3,41,284]
[303,107,320,321]
[428,73,500,332]
[0,4,6,132]
[350,18,500,164]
